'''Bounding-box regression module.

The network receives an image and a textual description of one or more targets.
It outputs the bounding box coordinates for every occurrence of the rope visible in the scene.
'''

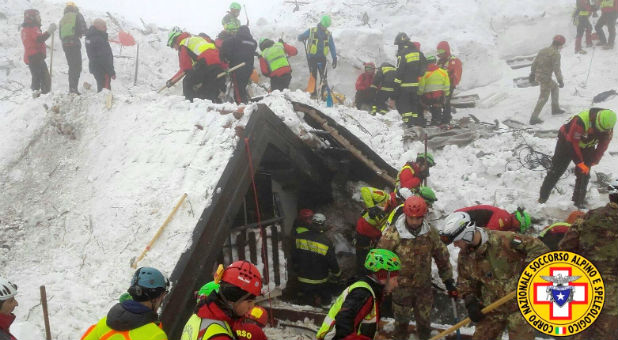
[506,131,553,172]
[583,44,596,88]
[243,137,273,322]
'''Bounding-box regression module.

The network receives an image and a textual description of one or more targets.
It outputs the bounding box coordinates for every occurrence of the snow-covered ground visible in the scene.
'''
[1,0,617,339]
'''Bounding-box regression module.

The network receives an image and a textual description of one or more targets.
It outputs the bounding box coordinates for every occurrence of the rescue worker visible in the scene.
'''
[85,19,115,92]
[181,260,262,340]
[81,267,169,340]
[455,205,533,233]
[417,56,450,126]
[436,41,463,123]
[195,281,220,304]
[59,1,87,94]
[233,306,268,340]
[258,38,298,91]
[222,2,242,34]
[528,35,566,125]
[316,249,401,340]
[370,62,397,115]
[166,27,227,102]
[394,32,426,127]
[0,277,18,340]
[539,108,615,208]
[283,208,314,301]
[383,186,437,232]
[377,196,455,340]
[292,213,341,307]
[439,212,549,340]
[21,9,55,96]
[354,187,404,273]
[538,210,584,250]
[298,15,337,98]
[574,0,594,54]
[559,178,618,339]
[595,0,618,49]
[396,152,435,192]
[354,62,376,111]
[220,25,257,104]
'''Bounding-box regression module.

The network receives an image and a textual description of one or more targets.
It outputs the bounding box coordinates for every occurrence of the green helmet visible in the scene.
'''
[596,109,616,132]
[418,186,437,203]
[197,281,220,299]
[365,249,401,272]
[167,26,183,47]
[230,2,241,10]
[515,209,532,233]
[119,292,132,303]
[416,152,435,167]
[320,15,331,28]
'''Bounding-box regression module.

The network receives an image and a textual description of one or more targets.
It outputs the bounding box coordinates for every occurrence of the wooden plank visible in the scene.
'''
[236,230,246,261]
[262,227,270,285]
[249,231,257,264]
[271,225,280,285]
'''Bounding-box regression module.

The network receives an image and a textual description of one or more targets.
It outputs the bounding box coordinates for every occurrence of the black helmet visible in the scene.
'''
[394,32,410,45]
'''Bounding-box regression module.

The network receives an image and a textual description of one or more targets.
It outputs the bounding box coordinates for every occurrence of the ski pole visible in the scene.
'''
[49,34,54,90]
[243,3,250,26]
[134,43,139,86]
[40,285,52,340]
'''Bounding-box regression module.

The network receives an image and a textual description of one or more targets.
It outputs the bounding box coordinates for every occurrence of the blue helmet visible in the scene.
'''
[128,267,169,301]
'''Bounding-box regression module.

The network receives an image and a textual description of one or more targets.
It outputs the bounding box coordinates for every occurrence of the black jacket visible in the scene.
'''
[334,276,384,340]
[106,301,160,331]
[292,228,340,283]
[220,26,257,77]
[372,62,397,89]
[85,26,115,76]
[395,43,426,89]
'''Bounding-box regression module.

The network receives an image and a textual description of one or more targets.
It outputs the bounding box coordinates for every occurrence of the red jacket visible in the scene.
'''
[355,193,398,240]
[559,113,612,165]
[355,72,374,91]
[173,34,227,80]
[398,162,424,190]
[259,43,298,78]
[21,25,49,64]
[0,313,17,340]
[196,301,236,340]
[232,321,267,340]
[436,41,462,88]
[601,0,618,13]
[456,205,519,232]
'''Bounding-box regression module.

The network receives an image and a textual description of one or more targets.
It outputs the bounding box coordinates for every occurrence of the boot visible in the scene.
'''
[602,43,614,50]
[394,322,410,340]
[575,37,586,54]
[529,117,544,125]
[552,108,566,115]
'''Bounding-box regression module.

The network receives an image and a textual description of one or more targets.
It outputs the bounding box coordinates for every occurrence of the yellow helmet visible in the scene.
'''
[66,1,77,7]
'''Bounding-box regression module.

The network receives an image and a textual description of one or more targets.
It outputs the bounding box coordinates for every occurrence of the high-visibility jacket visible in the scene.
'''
[418,64,450,97]
[80,317,167,340]
[360,187,389,209]
[577,0,593,16]
[180,314,234,340]
[559,109,613,164]
[180,36,217,66]
[395,162,423,190]
[308,27,330,56]
[261,42,290,73]
[316,280,377,340]
[600,0,618,12]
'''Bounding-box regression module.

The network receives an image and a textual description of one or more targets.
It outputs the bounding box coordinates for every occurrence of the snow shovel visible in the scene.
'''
[451,298,461,340]
[303,43,316,93]
[158,72,185,93]
[429,290,516,340]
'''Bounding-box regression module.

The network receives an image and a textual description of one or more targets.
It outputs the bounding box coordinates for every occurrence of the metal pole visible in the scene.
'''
[40,286,52,340]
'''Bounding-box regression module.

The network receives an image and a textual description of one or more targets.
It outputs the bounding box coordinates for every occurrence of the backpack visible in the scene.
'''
[59,12,77,41]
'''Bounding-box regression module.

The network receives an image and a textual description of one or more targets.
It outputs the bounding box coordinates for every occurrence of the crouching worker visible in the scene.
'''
[316,249,400,340]
[181,260,263,340]
[80,267,169,340]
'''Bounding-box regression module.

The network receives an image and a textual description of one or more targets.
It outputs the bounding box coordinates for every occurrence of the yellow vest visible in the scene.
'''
[80,316,167,340]
[179,36,216,65]
[180,314,234,340]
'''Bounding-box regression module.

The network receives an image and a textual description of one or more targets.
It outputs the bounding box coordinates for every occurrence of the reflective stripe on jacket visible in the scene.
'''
[180,36,217,65]
[180,315,234,340]
[80,316,167,340]
[418,66,450,96]
[262,42,290,72]
[308,27,330,56]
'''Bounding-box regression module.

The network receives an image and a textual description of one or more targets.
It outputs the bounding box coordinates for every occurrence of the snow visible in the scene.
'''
[1,0,617,339]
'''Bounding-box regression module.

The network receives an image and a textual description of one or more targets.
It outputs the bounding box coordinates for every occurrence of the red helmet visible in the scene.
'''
[247,305,269,327]
[221,261,262,296]
[299,209,314,224]
[403,196,427,217]
[363,62,376,71]
[412,41,421,51]
[553,34,566,46]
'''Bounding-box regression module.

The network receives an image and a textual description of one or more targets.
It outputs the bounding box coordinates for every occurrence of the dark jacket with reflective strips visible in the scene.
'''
[333,276,384,340]
[395,43,426,90]
[371,63,396,92]
[292,228,341,284]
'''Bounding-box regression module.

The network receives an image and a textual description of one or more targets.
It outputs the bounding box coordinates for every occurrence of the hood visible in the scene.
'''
[437,41,451,57]
[394,214,430,239]
[106,301,159,331]
[86,25,107,39]
[237,25,252,39]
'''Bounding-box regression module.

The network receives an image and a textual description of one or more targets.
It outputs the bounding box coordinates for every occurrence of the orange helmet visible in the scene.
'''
[565,210,585,224]
[221,261,262,297]
[553,34,566,46]
[403,196,427,217]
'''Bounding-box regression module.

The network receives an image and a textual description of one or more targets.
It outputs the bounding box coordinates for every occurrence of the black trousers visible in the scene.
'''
[442,86,455,123]
[308,54,326,95]
[270,73,291,91]
[539,134,594,206]
[28,53,50,93]
[373,89,394,111]
[577,15,593,39]
[183,63,226,103]
[232,67,252,104]
[595,11,617,45]
[92,69,111,92]
[355,88,375,109]
[63,44,82,92]
[396,88,423,127]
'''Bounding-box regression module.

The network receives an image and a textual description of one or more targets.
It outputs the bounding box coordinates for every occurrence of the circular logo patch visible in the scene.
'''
[517,251,604,337]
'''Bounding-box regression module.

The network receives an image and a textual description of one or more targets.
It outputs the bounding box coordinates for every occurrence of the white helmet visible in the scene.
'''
[440,212,477,244]
[397,187,413,201]
[0,277,17,300]
[312,213,326,226]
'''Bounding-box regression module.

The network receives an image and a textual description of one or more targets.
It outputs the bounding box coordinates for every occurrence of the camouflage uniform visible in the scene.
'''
[530,45,563,122]
[377,214,453,340]
[559,202,618,340]
[457,229,548,340]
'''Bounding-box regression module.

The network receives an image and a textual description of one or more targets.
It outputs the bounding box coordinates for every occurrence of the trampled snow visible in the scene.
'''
[1,0,617,339]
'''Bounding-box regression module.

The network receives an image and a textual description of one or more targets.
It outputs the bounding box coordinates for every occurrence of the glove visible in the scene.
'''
[528,73,535,83]
[47,23,57,34]
[278,38,285,44]
[332,59,337,69]
[576,162,590,175]
[465,298,485,323]
[444,279,458,298]
[166,79,174,88]
[368,206,384,220]
[111,74,116,80]
[558,79,564,88]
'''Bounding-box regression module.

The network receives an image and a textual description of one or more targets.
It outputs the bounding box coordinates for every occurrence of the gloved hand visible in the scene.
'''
[111,74,116,80]
[465,298,485,323]
[576,162,590,175]
[166,79,174,88]
[47,23,57,34]
[368,206,384,220]
[445,279,458,298]
[278,38,285,44]
[528,73,535,83]
[332,59,337,69]
[558,79,564,88]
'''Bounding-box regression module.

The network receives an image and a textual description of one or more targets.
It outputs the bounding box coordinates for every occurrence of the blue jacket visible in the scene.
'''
[298,25,337,63]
